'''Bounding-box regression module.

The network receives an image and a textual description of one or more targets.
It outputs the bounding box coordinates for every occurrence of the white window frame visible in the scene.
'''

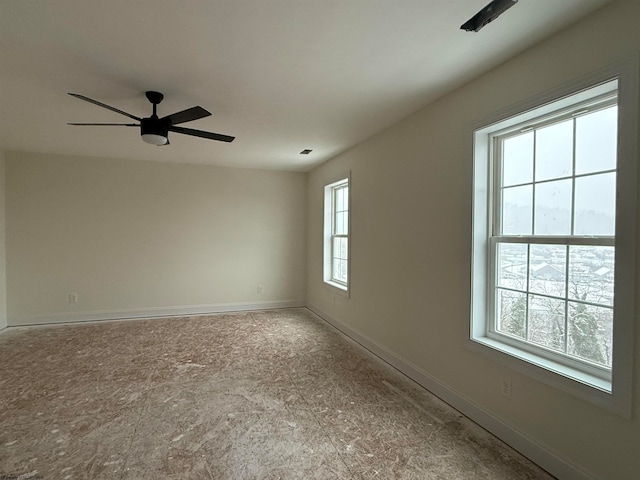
[324,175,350,293]
[470,60,638,417]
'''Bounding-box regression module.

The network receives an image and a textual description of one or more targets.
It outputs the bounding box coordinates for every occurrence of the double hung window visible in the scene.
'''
[492,93,617,375]
[471,74,637,413]
[324,178,349,291]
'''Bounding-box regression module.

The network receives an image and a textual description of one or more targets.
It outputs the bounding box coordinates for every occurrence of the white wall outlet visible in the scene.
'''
[501,378,512,399]
[257,284,264,294]
[68,293,79,304]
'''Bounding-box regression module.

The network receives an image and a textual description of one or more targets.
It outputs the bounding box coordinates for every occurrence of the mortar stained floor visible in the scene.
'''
[0,308,555,480]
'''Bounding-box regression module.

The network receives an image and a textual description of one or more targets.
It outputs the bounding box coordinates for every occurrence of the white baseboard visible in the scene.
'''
[307,303,595,480]
[8,300,306,326]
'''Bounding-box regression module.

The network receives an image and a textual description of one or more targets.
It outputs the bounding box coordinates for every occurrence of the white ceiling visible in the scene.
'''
[0,0,611,172]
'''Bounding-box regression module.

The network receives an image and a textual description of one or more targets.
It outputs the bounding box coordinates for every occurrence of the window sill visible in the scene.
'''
[323,280,349,297]
[467,335,629,417]
[473,335,610,390]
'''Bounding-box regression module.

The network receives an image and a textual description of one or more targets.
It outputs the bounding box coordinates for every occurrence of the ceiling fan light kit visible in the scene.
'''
[141,133,169,146]
[68,91,235,146]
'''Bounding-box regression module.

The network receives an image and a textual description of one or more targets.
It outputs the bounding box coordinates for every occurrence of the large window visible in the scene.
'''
[324,177,349,291]
[494,94,617,375]
[471,72,637,415]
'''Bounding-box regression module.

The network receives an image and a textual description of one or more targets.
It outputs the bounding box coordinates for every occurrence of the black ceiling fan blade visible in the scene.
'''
[67,122,139,126]
[68,93,141,121]
[169,125,235,143]
[162,106,211,126]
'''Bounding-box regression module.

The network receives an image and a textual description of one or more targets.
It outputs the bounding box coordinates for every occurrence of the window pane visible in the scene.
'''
[568,246,614,306]
[502,185,532,235]
[497,243,527,290]
[529,245,566,297]
[335,185,348,212]
[502,132,533,186]
[529,295,565,352]
[496,289,526,339]
[574,173,616,235]
[332,257,348,284]
[535,119,573,181]
[335,188,344,211]
[332,258,341,281]
[568,302,613,366]
[335,212,347,235]
[333,237,348,260]
[576,106,617,175]
[534,179,572,235]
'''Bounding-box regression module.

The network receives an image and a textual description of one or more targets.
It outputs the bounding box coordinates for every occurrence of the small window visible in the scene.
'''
[324,177,349,291]
[471,72,637,415]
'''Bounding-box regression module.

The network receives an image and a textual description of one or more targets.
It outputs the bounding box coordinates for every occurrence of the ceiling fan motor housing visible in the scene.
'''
[141,117,168,137]
[141,117,169,145]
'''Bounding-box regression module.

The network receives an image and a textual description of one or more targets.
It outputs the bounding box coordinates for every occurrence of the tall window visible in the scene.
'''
[494,95,617,374]
[471,75,637,413]
[324,177,349,291]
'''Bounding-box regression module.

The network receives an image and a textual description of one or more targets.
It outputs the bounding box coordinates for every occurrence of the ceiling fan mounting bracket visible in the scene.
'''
[145,91,164,105]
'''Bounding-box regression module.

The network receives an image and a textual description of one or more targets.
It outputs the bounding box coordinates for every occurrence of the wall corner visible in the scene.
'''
[0,150,6,331]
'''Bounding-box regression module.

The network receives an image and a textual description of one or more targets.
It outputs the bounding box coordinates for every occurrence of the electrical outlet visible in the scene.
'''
[68,293,79,304]
[257,284,264,294]
[501,378,512,399]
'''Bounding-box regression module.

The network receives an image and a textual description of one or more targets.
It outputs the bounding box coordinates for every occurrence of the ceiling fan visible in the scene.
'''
[68,91,235,145]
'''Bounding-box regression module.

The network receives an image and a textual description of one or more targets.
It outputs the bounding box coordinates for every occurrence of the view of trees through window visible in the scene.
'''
[496,243,614,366]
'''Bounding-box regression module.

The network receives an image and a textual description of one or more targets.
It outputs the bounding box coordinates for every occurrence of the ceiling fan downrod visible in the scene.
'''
[145,91,164,118]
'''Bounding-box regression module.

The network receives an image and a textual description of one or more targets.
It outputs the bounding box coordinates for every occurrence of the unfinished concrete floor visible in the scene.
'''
[0,308,555,479]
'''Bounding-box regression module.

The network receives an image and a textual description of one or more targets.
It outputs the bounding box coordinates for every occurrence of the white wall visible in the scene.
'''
[0,151,6,331]
[6,151,306,325]
[307,1,639,479]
